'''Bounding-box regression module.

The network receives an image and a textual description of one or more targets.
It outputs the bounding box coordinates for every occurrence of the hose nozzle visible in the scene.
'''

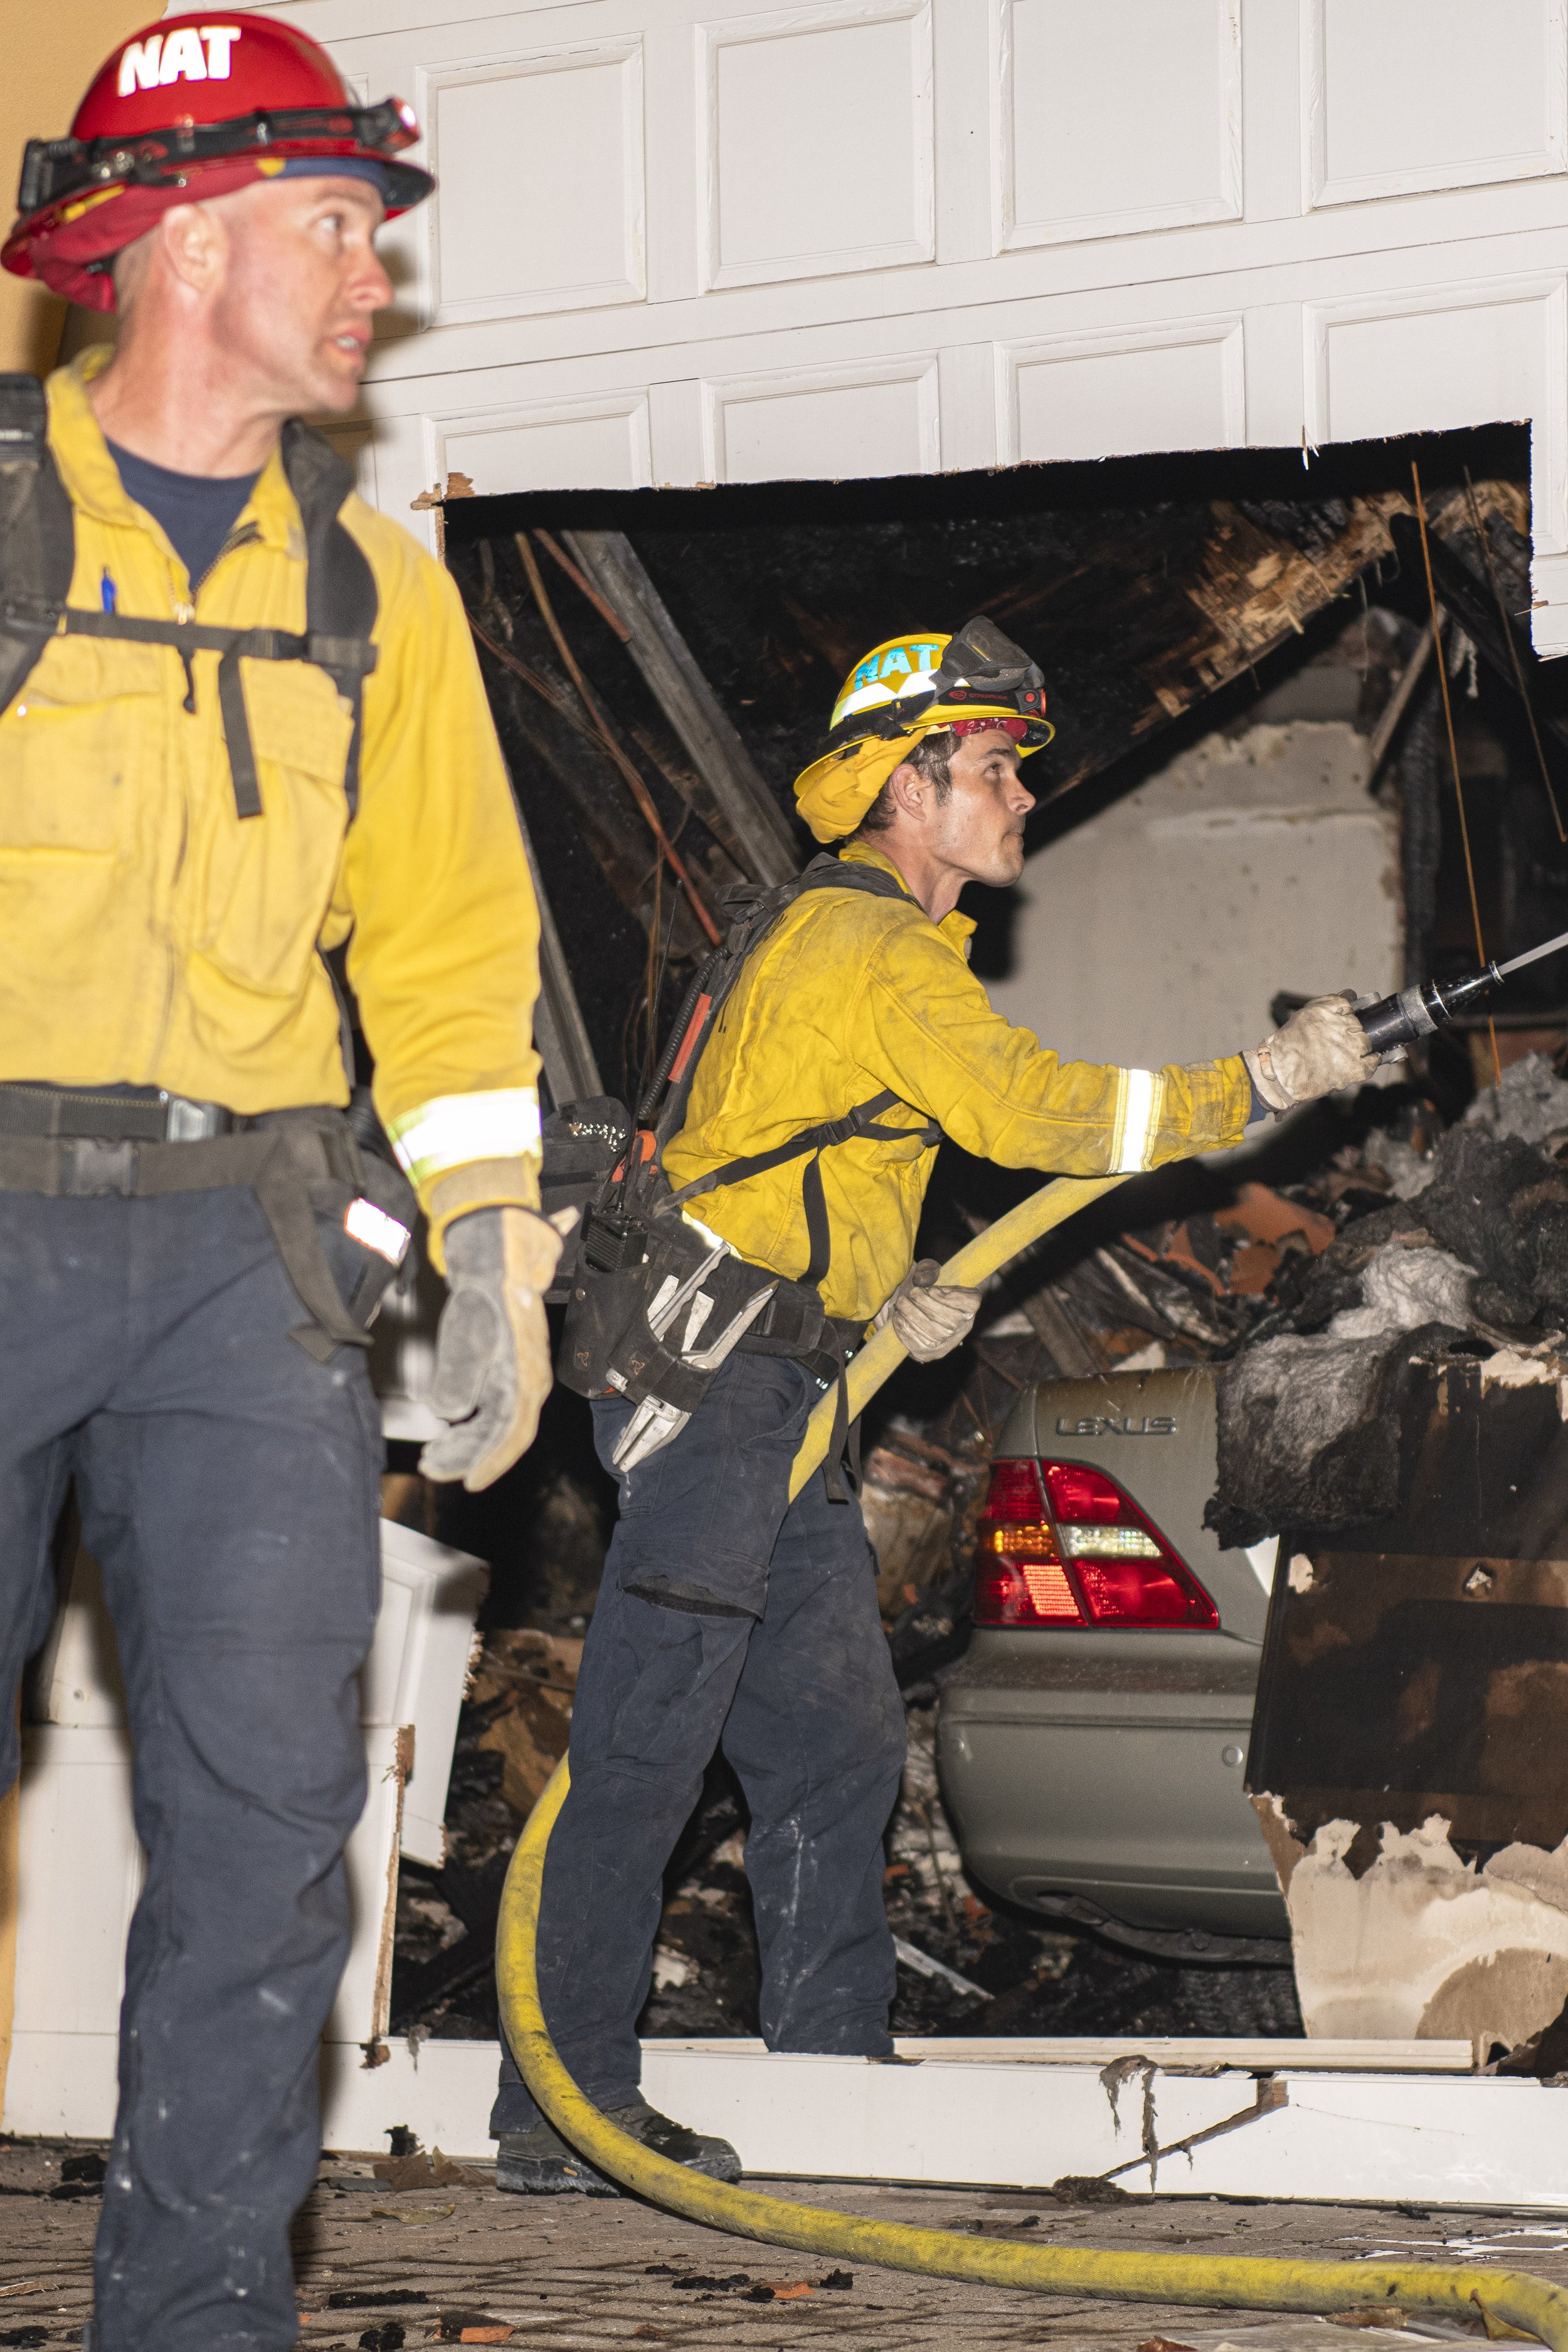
[1356,963,1503,1054]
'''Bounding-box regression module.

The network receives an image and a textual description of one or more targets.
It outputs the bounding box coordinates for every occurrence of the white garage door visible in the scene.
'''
[258,0,1568,651]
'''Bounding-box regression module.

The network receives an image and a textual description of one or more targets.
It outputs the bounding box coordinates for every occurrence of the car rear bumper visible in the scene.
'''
[936,1631,1288,1940]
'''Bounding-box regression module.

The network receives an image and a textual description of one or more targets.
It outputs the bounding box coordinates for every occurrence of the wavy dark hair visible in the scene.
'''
[852,728,956,837]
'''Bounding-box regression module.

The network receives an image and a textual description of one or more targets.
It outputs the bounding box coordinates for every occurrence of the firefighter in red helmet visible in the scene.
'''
[1,16,557,2348]
[4,13,433,308]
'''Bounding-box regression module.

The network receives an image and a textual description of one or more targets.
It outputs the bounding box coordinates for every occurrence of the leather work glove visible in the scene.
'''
[1244,995,1379,1113]
[874,1259,982,1364]
[421,1206,573,1491]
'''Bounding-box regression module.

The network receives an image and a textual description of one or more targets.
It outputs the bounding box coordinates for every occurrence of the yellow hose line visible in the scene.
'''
[787,1172,1128,1501]
[497,1761,1568,2346]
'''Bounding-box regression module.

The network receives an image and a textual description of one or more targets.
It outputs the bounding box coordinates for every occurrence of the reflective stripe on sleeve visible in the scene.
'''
[386,1088,542,1187]
[1111,1068,1162,1173]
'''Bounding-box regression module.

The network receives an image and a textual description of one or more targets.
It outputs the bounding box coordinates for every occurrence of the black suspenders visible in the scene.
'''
[0,379,379,824]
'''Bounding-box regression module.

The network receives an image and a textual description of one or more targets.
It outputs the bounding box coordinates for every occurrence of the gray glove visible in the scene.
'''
[1244,995,1378,1113]
[420,1206,569,1491]
[874,1259,982,1363]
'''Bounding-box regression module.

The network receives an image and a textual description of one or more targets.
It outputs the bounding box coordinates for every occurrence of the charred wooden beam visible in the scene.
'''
[563,528,800,884]
[469,603,712,965]
[511,790,602,1101]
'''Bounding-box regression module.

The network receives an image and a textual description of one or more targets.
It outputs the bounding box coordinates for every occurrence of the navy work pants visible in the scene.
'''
[492,1351,906,2132]
[0,1189,382,2352]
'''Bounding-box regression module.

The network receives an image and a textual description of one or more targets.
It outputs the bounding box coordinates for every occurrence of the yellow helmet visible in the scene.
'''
[793,618,1053,844]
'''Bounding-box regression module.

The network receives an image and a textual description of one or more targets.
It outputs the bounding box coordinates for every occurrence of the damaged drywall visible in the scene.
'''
[988,714,1401,1070]
[1254,1799,1568,2057]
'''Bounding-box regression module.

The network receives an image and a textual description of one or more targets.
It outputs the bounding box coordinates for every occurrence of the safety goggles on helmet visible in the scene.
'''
[820,616,1053,756]
[949,716,1031,743]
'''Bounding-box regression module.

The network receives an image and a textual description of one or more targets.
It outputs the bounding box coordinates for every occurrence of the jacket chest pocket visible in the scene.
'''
[193,656,356,996]
[0,635,164,854]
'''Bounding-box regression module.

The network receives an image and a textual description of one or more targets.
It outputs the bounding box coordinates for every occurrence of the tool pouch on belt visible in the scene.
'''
[538,1096,632,1303]
[309,1107,420,1355]
[556,1142,773,1407]
[556,1148,697,1402]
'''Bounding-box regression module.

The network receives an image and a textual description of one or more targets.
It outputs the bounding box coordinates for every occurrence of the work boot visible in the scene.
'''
[607,2099,742,2182]
[494,2117,615,2196]
[495,2101,741,2196]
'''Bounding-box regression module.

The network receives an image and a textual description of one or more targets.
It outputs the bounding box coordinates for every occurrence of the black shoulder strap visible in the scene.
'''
[645,847,939,1291]
[281,420,379,822]
[33,413,379,825]
[667,1086,938,1278]
[0,373,73,719]
[795,850,913,906]
[644,852,916,1147]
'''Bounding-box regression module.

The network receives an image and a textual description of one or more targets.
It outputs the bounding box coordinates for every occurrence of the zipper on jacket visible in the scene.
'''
[191,521,262,607]
[146,523,266,1069]
[170,524,263,711]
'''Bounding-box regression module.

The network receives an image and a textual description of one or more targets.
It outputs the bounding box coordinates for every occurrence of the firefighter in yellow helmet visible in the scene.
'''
[791,617,1055,842]
[491,617,1375,2192]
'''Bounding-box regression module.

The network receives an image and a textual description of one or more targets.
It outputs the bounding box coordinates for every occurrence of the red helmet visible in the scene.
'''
[3,11,433,312]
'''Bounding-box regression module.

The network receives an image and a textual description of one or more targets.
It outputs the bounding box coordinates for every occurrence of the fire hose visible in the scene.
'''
[786,1169,1128,1498]
[496,1168,1568,2345]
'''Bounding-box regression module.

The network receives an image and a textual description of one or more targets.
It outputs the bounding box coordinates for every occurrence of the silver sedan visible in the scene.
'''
[936,1367,1288,1961]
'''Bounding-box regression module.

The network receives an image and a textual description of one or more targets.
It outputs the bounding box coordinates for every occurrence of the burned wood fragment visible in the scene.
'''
[1247,1352,1568,1853]
[564,529,800,886]
[512,533,721,946]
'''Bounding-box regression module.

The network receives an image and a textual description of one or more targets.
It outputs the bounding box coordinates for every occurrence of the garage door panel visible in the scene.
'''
[431,393,654,494]
[701,0,934,290]
[704,353,939,480]
[997,0,1241,250]
[422,36,646,324]
[1305,0,1567,208]
[999,320,1244,465]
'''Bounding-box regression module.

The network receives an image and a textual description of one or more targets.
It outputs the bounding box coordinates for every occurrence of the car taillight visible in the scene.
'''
[974,1457,1217,1631]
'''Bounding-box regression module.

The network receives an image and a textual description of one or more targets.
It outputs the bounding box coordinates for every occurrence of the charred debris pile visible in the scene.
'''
[389,429,1568,2045]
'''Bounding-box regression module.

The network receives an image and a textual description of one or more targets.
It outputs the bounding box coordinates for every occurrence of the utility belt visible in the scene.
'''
[554,1086,935,1486]
[731,1281,866,1392]
[0,1083,416,1362]
[557,1173,866,1485]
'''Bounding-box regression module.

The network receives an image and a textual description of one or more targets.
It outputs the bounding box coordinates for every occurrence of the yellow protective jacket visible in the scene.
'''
[664,841,1253,1323]
[0,353,541,1256]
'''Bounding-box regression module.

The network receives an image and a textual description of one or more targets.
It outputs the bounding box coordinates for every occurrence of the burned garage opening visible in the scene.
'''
[385,419,1568,2062]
